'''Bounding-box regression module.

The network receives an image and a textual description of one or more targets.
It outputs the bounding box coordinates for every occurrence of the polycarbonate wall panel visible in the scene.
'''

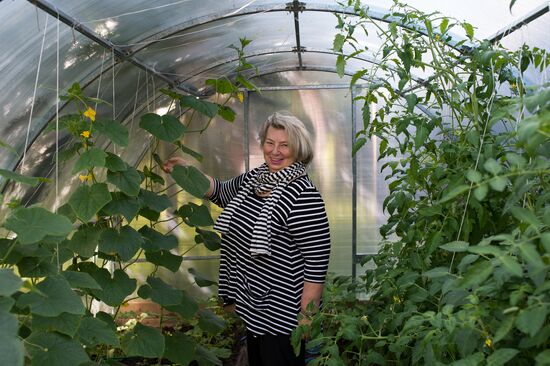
[130,97,246,299]
[248,88,354,276]
[354,94,390,255]
[138,12,294,84]
[253,70,353,87]
[299,52,425,88]
[44,1,292,46]
[364,0,548,39]
[500,12,550,84]
[184,52,301,91]
[0,4,108,173]
[0,62,170,217]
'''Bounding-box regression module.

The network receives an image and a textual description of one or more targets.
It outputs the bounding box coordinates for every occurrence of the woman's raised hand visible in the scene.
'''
[162,156,188,173]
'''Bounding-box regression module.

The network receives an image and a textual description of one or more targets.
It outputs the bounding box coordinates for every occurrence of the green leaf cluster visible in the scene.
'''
[301,2,550,364]
[0,65,248,364]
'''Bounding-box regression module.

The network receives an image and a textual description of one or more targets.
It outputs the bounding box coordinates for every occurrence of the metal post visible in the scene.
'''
[286,1,306,69]
[244,90,250,172]
[351,86,358,280]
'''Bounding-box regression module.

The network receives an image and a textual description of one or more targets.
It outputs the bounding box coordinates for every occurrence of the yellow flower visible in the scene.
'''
[510,82,517,90]
[237,92,244,103]
[80,130,91,139]
[485,338,493,348]
[393,295,402,304]
[83,107,96,122]
[435,34,441,41]
[78,173,93,183]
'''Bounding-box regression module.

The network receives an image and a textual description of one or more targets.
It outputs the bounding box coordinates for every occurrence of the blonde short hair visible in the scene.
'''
[258,111,314,165]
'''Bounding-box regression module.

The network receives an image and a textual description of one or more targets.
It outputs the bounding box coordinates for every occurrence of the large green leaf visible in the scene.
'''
[459,261,493,288]
[94,119,129,147]
[535,350,550,365]
[195,228,221,251]
[195,344,223,366]
[217,105,236,122]
[519,242,544,270]
[0,268,22,296]
[27,331,89,366]
[468,245,505,257]
[61,270,102,290]
[494,315,515,343]
[121,323,165,358]
[414,124,429,150]
[474,184,489,201]
[139,226,179,251]
[138,189,172,213]
[177,203,215,227]
[145,250,183,272]
[104,152,128,172]
[179,95,219,118]
[171,165,210,198]
[188,268,217,287]
[422,267,451,279]
[0,309,24,366]
[69,183,112,222]
[107,166,141,197]
[164,290,199,319]
[164,332,197,366]
[197,309,225,335]
[498,255,523,277]
[0,168,47,187]
[4,207,72,245]
[449,353,484,366]
[510,206,541,228]
[137,277,182,306]
[440,241,469,252]
[486,348,519,366]
[102,192,140,222]
[17,257,57,278]
[68,225,102,258]
[515,305,549,337]
[72,147,107,173]
[57,203,77,222]
[438,185,470,204]
[17,275,85,317]
[204,79,237,94]
[139,113,186,142]
[77,315,120,347]
[99,226,143,261]
[32,313,82,337]
[88,268,136,306]
[489,176,508,192]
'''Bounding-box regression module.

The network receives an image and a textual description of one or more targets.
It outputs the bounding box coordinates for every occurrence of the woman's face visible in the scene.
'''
[262,126,296,172]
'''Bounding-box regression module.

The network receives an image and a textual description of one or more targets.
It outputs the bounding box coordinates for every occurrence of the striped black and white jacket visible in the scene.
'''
[210,167,331,335]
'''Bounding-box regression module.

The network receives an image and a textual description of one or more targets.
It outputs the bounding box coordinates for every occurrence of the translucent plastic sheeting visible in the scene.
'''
[137,12,294,84]
[252,70,353,87]
[43,0,289,46]
[364,0,549,39]
[0,4,108,172]
[183,51,304,92]
[125,99,247,299]
[247,88,354,277]
[0,57,171,210]
[499,12,550,84]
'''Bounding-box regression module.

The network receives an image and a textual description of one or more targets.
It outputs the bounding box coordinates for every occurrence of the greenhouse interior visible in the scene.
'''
[0,0,549,365]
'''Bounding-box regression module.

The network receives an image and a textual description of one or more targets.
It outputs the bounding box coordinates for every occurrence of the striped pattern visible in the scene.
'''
[213,162,307,256]
[210,168,331,335]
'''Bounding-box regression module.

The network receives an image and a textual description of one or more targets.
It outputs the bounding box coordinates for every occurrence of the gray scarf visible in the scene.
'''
[214,161,307,256]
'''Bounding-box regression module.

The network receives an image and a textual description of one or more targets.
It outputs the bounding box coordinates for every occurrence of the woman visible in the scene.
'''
[164,111,331,365]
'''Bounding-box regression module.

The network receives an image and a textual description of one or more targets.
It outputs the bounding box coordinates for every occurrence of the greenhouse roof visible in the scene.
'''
[0,0,548,180]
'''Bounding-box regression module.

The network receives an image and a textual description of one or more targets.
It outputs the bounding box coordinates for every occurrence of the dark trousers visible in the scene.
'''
[246,330,305,366]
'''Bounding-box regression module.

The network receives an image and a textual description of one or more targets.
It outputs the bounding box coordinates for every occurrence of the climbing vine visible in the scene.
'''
[294,1,550,365]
